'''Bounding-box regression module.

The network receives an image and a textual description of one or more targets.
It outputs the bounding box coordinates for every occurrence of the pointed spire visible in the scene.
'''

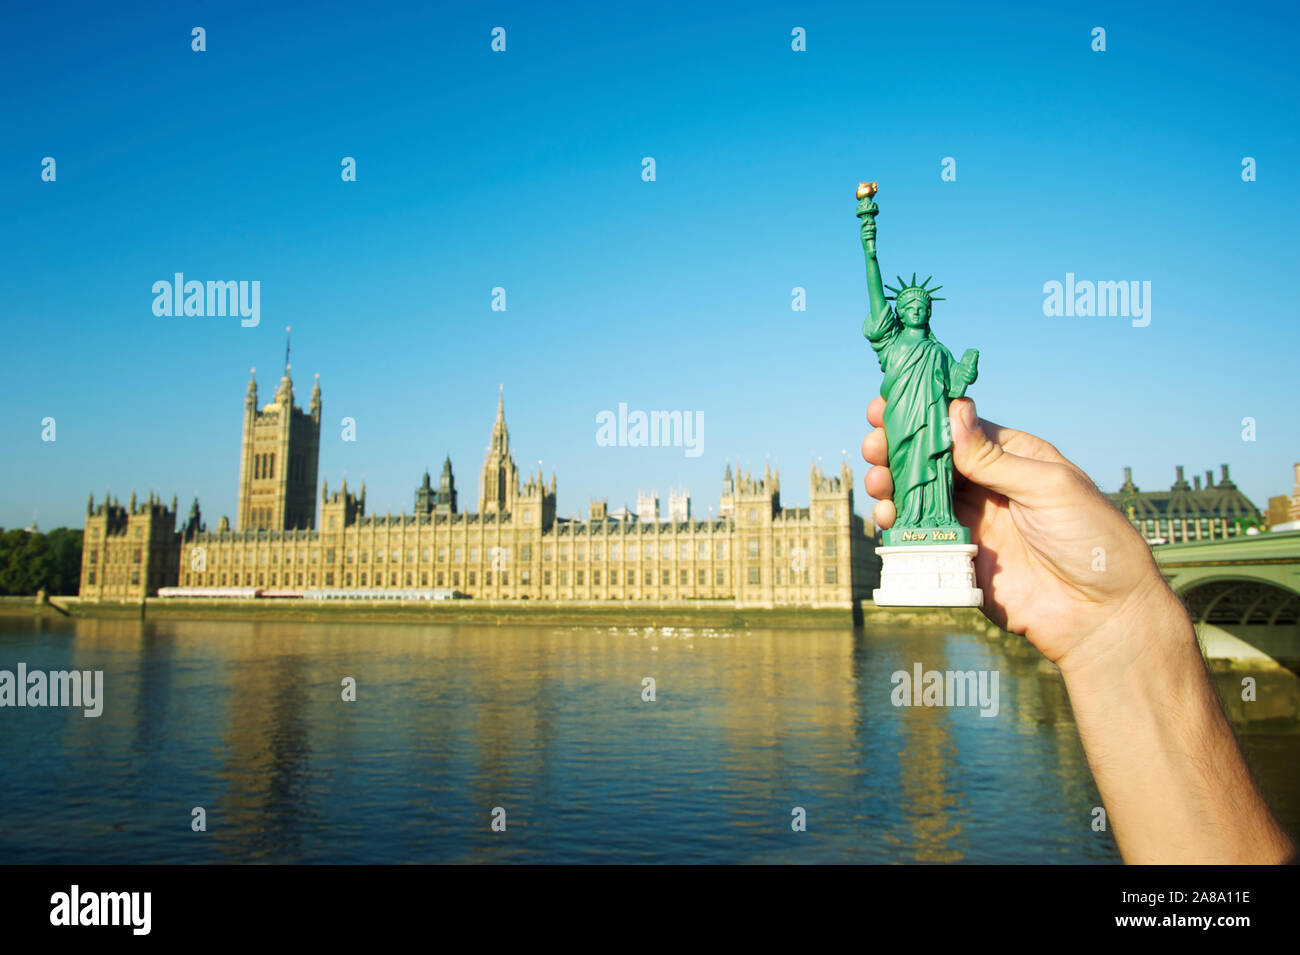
[246,367,258,408]
[276,358,293,404]
[491,385,508,450]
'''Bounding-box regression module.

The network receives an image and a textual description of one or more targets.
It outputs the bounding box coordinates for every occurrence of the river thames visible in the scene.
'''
[1,615,1296,864]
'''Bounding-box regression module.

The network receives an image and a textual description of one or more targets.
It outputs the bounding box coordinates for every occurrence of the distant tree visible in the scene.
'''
[45,527,83,594]
[0,527,83,595]
[1232,514,1264,535]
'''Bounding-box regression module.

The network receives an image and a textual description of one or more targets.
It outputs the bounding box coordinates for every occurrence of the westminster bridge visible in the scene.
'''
[1155,529,1300,671]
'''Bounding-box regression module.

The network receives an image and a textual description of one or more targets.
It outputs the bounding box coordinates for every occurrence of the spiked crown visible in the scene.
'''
[884,273,945,311]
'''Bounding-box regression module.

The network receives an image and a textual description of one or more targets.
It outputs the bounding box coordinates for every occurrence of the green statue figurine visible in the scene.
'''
[856,181,983,607]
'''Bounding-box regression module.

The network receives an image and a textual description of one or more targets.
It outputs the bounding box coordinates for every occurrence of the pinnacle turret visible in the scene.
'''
[310,373,322,422]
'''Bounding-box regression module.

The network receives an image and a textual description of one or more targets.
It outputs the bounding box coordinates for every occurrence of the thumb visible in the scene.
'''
[950,398,1057,503]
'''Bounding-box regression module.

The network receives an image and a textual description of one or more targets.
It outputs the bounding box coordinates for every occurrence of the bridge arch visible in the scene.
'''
[1174,576,1300,670]
[1177,576,1300,627]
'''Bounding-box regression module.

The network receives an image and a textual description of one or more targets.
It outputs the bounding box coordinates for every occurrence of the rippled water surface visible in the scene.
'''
[1,616,1295,863]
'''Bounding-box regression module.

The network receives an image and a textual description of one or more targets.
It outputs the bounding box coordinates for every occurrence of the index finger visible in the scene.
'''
[867,395,886,429]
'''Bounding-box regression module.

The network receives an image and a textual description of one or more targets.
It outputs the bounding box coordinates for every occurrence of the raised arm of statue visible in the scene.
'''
[857,184,898,356]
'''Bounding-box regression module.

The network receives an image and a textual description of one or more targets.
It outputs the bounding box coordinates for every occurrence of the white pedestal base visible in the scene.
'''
[873,544,983,608]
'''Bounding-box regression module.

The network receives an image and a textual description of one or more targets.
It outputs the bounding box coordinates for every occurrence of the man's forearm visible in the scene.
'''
[1059,586,1295,864]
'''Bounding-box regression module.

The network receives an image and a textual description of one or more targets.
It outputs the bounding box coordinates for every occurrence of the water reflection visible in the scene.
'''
[0,617,1293,863]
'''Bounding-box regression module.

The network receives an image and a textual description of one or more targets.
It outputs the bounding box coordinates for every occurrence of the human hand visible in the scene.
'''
[862,395,1180,671]
[864,396,1296,865]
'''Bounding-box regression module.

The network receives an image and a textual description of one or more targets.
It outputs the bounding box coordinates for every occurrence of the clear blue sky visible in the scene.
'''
[2,0,1298,530]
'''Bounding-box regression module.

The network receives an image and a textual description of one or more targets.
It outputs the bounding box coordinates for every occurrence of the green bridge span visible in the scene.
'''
[1154,530,1300,670]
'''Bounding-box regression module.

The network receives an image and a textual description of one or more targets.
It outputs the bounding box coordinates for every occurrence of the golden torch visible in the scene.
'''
[856,181,880,254]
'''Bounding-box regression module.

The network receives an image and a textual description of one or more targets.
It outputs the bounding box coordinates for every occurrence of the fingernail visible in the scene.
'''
[960,400,978,432]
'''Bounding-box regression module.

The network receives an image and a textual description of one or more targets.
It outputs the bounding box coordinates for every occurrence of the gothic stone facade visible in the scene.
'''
[81,370,877,608]
[80,492,182,601]
[237,367,321,532]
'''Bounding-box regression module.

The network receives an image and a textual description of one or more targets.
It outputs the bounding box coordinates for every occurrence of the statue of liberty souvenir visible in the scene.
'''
[857,182,982,607]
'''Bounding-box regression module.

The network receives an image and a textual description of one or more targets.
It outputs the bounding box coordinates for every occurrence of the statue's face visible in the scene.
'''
[899,298,930,328]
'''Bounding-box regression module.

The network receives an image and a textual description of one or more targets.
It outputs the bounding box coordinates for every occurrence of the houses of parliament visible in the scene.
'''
[79,361,879,608]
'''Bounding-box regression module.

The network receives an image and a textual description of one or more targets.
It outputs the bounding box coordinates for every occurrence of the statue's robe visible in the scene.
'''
[865,310,958,527]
